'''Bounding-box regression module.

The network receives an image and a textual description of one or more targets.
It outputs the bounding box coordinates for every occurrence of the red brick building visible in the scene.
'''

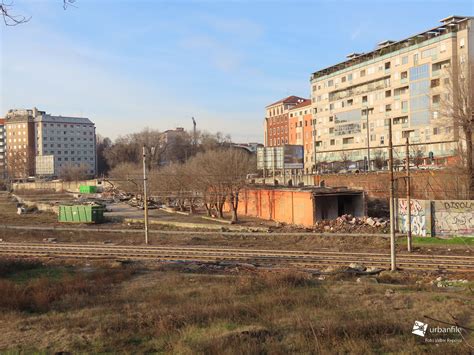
[264,96,306,147]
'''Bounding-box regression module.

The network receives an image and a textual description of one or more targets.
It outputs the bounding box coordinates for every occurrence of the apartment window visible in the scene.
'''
[360,69,366,77]
[312,85,317,92]
[432,94,441,105]
[401,101,408,111]
[347,73,353,81]
[401,71,408,80]
[330,139,335,146]
[347,99,353,106]
[433,127,441,135]
[385,62,391,70]
[380,136,385,145]
[329,116,334,122]
[329,103,334,110]
[385,90,391,98]
[328,79,334,87]
[329,127,334,134]
[362,95,368,103]
[432,111,439,119]
[460,38,465,48]
[440,43,446,52]
[443,78,449,85]
[413,53,419,64]
[385,104,392,112]
[342,137,354,144]
[431,78,440,88]
[341,76,346,83]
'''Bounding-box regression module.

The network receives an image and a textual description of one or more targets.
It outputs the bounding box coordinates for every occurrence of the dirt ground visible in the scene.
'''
[0,258,472,354]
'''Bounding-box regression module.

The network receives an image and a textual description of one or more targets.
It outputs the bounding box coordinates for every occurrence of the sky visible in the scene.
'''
[1,0,473,143]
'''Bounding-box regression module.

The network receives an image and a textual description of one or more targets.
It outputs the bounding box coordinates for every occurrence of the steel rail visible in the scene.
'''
[1,243,473,272]
[1,242,473,262]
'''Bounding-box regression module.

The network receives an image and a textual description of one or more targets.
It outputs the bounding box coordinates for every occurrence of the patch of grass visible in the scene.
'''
[399,236,474,246]
[1,267,473,354]
[0,260,134,313]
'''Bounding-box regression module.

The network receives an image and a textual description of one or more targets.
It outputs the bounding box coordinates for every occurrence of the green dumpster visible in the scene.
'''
[58,205,105,223]
[79,185,97,194]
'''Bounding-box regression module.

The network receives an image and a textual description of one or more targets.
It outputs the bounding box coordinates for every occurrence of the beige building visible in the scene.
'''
[4,110,36,178]
[310,15,473,170]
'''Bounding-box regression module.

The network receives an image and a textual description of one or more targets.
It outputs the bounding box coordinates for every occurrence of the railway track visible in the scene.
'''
[1,242,473,272]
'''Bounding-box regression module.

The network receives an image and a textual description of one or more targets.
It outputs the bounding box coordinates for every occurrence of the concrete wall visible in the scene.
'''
[397,198,474,237]
[433,200,474,237]
[397,199,432,237]
[12,179,98,192]
[236,188,315,227]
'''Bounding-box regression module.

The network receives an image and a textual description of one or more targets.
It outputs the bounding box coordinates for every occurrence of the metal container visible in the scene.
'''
[58,205,104,223]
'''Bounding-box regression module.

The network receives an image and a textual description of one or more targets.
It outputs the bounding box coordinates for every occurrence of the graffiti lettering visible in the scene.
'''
[399,215,426,236]
[399,199,423,216]
[443,201,474,211]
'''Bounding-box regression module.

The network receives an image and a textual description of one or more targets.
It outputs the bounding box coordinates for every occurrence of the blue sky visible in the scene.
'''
[1,0,472,142]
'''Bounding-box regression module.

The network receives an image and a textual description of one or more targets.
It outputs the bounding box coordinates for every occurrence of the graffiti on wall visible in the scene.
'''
[398,199,427,236]
[434,201,474,236]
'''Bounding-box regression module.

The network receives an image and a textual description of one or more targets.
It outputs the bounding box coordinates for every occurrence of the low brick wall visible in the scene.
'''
[314,170,468,200]
[12,179,99,193]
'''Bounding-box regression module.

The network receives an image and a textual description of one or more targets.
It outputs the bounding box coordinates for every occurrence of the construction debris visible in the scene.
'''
[313,214,390,233]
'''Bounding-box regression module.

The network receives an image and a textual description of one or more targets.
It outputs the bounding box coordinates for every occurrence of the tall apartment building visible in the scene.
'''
[264,96,306,147]
[310,15,473,169]
[4,110,36,178]
[5,108,96,178]
[0,118,6,179]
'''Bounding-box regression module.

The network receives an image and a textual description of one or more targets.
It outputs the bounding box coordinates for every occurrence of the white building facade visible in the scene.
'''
[34,111,96,177]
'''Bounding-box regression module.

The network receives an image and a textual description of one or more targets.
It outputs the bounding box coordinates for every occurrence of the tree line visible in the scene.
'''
[104,128,256,222]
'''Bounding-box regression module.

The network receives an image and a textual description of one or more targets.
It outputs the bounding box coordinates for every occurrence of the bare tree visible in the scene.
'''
[339,151,351,170]
[59,163,89,182]
[108,162,142,194]
[437,61,474,199]
[1,0,75,26]
[413,149,424,168]
[373,150,385,170]
[103,128,166,170]
[6,149,35,179]
[189,149,255,222]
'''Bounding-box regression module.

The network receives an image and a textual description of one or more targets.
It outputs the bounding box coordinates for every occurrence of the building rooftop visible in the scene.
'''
[289,99,311,110]
[36,114,93,125]
[248,184,364,195]
[311,15,473,80]
[266,95,307,108]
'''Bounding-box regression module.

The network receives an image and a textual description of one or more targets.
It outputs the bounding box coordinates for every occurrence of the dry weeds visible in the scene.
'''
[0,260,472,354]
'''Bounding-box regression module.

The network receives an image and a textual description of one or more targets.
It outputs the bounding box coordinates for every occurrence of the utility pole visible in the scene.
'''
[142,146,149,245]
[405,137,412,252]
[388,120,396,271]
[365,106,371,171]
